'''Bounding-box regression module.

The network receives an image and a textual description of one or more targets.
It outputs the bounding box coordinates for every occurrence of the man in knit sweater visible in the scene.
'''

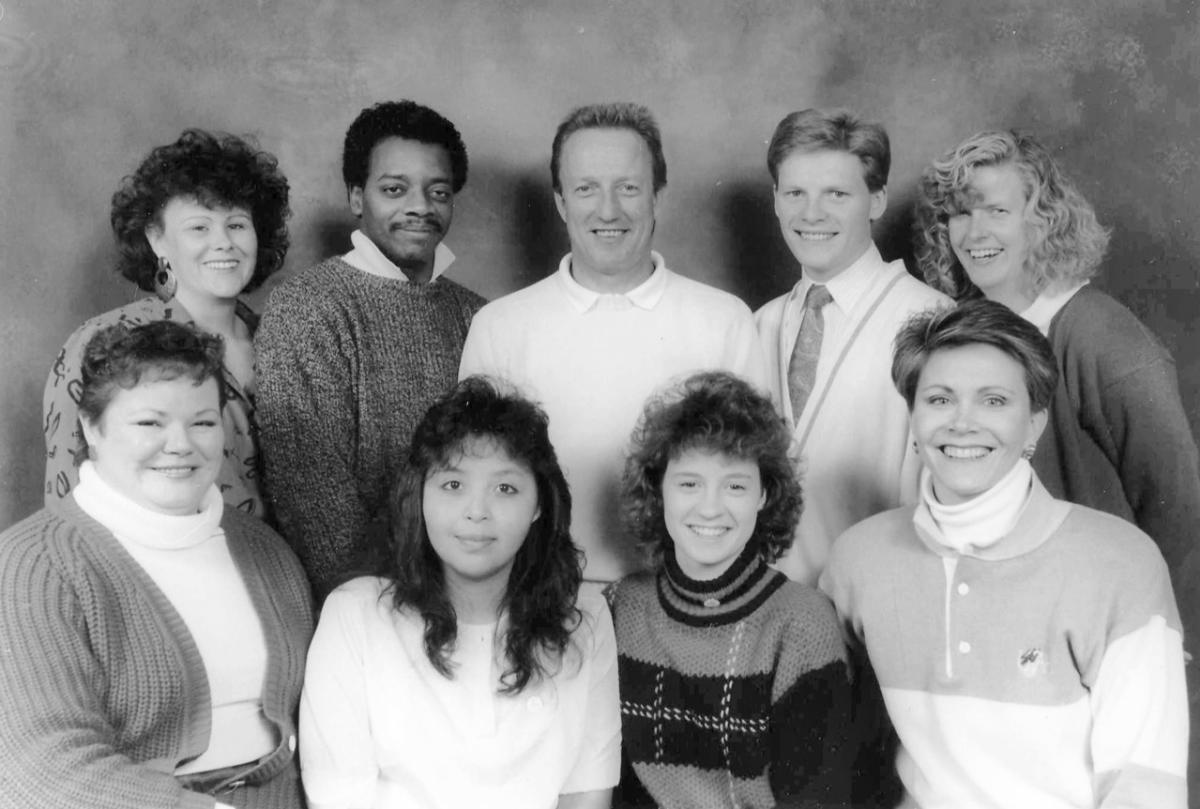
[460,102,767,587]
[256,101,485,600]
[754,108,949,586]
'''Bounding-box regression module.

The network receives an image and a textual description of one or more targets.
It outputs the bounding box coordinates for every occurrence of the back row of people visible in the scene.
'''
[40,99,1200,614]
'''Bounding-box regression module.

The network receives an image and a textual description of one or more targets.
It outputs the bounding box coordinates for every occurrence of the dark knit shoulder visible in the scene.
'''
[265,257,485,314]
[1051,286,1175,374]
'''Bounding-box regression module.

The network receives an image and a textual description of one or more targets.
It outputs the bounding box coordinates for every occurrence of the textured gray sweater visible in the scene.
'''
[255,258,485,599]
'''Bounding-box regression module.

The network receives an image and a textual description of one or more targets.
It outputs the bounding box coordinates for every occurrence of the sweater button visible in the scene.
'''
[957,582,969,596]
[958,641,971,654]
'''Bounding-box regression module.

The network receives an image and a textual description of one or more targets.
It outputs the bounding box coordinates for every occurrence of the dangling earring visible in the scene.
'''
[1021,442,1037,461]
[154,256,177,302]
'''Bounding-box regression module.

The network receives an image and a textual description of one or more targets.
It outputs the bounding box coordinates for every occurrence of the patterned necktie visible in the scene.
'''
[787,284,833,420]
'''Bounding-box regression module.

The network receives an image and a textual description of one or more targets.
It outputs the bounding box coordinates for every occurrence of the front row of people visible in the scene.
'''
[1,300,1185,808]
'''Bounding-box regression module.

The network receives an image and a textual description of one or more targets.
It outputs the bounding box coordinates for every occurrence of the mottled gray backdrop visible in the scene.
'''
[1,1,1196,527]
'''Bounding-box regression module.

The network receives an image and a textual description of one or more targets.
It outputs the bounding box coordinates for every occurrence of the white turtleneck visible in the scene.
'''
[917,459,1035,553]
[73,462,274,775]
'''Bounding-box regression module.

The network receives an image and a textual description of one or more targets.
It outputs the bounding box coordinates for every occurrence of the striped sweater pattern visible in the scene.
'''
[609,543,853,808]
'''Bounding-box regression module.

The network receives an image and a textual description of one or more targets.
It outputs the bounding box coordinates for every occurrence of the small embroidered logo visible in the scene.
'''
[1018,647,1045,678]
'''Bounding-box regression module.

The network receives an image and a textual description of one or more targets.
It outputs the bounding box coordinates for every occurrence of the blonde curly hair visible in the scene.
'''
[914,130,1110,301]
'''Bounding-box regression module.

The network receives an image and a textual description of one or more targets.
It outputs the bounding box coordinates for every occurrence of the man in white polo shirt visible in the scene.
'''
[460,102,766,586]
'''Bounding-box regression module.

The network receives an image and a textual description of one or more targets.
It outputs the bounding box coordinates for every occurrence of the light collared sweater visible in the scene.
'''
[0,496,314,809]
[822,477,1188,809]
[755,249,949,586]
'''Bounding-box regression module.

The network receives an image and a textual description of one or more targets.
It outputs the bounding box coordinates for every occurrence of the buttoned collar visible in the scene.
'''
[793,243,882,316]
[342,229,455,283]
[554,251,669,313]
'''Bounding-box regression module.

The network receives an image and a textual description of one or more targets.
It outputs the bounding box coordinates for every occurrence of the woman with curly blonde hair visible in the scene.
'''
[913,129,1200,626]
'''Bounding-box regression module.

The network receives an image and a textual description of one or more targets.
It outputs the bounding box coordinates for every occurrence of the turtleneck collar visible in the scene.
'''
[918,458,1033,553]
[74,460,224,550]
[657,539,786,627]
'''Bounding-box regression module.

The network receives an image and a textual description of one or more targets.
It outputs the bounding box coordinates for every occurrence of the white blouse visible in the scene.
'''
[300,577,621,809]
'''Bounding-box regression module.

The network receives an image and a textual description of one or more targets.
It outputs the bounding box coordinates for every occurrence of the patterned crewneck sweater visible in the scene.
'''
[608,542,853,808]
[255,257,485,600]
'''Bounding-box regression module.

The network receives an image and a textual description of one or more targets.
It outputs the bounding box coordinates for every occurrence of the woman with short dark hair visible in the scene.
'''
[2,320,312,809]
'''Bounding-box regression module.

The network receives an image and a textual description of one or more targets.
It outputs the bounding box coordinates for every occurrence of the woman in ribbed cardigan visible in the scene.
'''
[0,321,313,809]
[608,371,853,809]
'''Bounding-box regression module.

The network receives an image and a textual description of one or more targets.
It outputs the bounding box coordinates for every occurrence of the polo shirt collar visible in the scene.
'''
[555,250,668,312]
[343,229,455,282]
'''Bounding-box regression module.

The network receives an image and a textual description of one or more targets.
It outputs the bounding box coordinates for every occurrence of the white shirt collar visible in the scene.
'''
[795,243,882,314]
[1020,281,1088,336]
[343,229,456,282]
[555,250,669,313]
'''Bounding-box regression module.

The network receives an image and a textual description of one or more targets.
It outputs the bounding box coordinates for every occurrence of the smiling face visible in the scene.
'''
[947,163,1035,310]
[80,375,224,515]
[912,343,1047,505]
[146,197,258,305]
[349,136,454,282]
[773,149,886,283]
[554,127,661,292]
[662,449,765,580]
[423,438,541,594]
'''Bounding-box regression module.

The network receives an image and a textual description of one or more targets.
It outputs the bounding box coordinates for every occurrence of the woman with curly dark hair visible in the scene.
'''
[299,376,620,809]
[607,370,853,808]
[43,128,291,520]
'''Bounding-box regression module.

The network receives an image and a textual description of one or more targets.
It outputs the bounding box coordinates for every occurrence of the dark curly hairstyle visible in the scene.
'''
[78,320,227,431]
[109,129,290,293]
[384,376,582,695]
[622,371,802,568]
[342,100,468,193]
[891,299,1059,413]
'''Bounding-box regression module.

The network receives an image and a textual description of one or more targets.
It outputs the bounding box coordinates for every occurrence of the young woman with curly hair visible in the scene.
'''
[913,131,1200,667]
[607,370,853,808]
[43,128,291,520]
[299,376,620,809]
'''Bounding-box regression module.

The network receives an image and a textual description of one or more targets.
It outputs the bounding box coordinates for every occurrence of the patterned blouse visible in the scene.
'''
[43,296,265,519]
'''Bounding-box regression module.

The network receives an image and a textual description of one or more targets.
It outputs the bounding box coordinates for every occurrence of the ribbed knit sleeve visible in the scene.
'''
[0,511,215,809]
